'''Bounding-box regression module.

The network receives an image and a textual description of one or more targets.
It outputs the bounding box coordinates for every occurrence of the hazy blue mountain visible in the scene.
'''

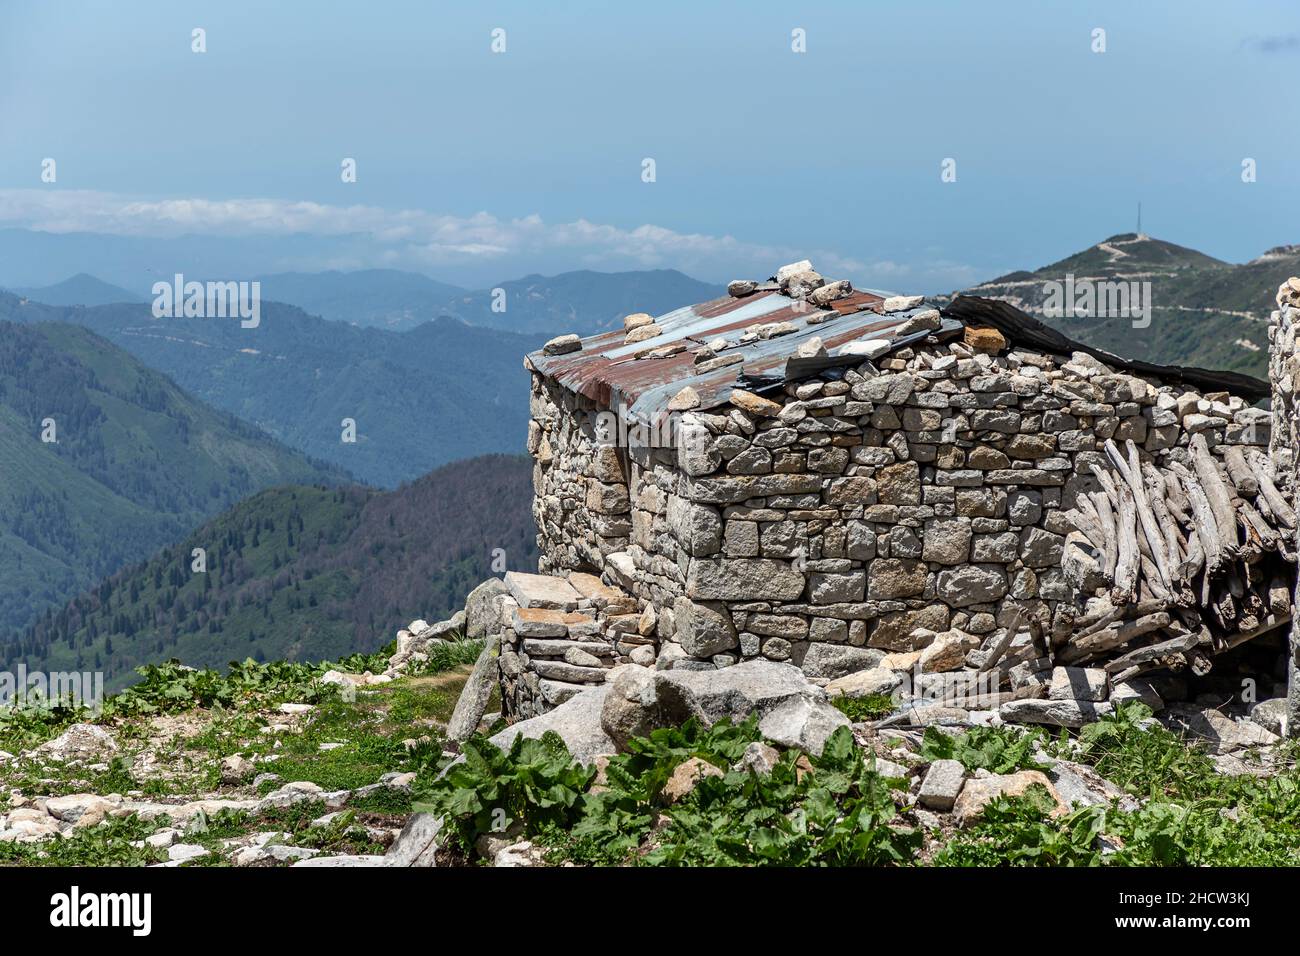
[0,291,544,488]
[442,268,725,335]
[9,273,146,306]
[250,269,466,330]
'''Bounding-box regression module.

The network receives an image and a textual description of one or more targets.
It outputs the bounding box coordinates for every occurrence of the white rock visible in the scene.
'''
[919,759,965,811]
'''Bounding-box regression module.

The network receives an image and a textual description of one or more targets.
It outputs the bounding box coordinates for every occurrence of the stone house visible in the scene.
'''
[501,261,1294,720]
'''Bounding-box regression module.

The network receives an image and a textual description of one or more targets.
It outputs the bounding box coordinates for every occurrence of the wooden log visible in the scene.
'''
[1164,472,1191,521]
[1145,557,1173,603]
[1223,446,1259,497]
[1143,462,1184,575]
[1111,483,1140,603]
[1090,491,1119,581]
[1117,440,1175,588]
[1190,434,1241,553]
[1246,449,1297,529]
[1102,632,1201,674]
[1186,650,1214,678]
[1074,596,1165,634]
[1219,612,1293,651]
[1270,576,1293,619]
[1173,462,1227,575]
[978,608,1024,674]
[1068,498,1108,552]
[1238,499,1279,553]
[1180,530,1205,581]
[1061,611,1172,664]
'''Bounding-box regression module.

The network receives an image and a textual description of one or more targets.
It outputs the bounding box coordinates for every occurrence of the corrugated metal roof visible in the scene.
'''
[527,288,947,428]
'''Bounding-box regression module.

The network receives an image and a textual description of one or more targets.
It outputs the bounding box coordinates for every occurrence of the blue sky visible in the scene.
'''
[0,0,1296,292]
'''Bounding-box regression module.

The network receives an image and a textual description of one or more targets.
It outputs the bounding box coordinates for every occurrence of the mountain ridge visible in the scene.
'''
[12,454,538,689]
[0,320,346,633]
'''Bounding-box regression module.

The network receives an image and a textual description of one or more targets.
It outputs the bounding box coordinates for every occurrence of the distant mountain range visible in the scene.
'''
[11,273,145,306]
[0,321,345,634]
[249,269,465,331]
[0,292,544,488]
[437,269,724,335]
[954,234,1300,378]
[244,267,719,335]
[3,258,721,337]
[11,455,538,689]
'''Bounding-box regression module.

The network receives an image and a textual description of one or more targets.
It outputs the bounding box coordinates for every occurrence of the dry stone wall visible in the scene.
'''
[1270,278,1300,734]
[489,570,656,719]
[524,321,1276,715]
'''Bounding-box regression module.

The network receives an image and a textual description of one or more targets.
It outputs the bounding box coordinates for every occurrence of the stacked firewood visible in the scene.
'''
[1062,436,1296,683]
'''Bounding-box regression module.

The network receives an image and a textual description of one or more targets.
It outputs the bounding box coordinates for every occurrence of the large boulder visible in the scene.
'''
[489,685,616,765]
[600,660,849,755]
[465,578,509,638]
[31,723,118,763]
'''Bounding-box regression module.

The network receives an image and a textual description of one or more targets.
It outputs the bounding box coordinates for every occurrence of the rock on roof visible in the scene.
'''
[525,261,1272,429]
[526,261,947,427]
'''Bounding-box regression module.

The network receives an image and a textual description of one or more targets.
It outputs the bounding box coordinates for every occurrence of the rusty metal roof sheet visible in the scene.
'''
[526,288,948,427]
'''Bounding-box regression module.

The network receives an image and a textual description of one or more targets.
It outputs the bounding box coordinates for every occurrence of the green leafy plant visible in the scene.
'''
[830,693,896,722]
[933,788,1104,867]
[920,725,1046,774]
[418,731,596,851]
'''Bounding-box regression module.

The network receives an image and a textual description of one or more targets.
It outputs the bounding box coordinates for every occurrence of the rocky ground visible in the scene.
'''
[2,609,1296,868]
[0,642,483,866]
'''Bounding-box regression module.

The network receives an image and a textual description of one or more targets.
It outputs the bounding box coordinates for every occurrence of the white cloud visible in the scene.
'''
[0,188,980,291]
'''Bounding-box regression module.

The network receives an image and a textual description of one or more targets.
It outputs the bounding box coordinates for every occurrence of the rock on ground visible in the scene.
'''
[489,684,616,765]
[445,634,501,743]
[999,698,1113,728]
[918,758,965,811]
[600,660,849,756]
[1159,704,1280,754]
[953,771,1068,827]
[384,813,446,867]
[31,724,118,763]
[1046,759,1139,812]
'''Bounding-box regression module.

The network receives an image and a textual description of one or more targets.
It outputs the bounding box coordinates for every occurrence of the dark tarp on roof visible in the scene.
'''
[943,295,1272,402]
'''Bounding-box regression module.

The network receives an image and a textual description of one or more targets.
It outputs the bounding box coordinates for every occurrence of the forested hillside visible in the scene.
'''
[10,454,538,688]
[0,321,344,632]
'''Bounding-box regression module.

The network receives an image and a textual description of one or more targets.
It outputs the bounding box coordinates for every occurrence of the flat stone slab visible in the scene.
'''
[504,571,581,611]
[512,606,570,637]
[531,660,610,683]
[567,572,637,613]
[1047,666,1108,702]
[999,698,1113,728]
[523,639,615,658]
